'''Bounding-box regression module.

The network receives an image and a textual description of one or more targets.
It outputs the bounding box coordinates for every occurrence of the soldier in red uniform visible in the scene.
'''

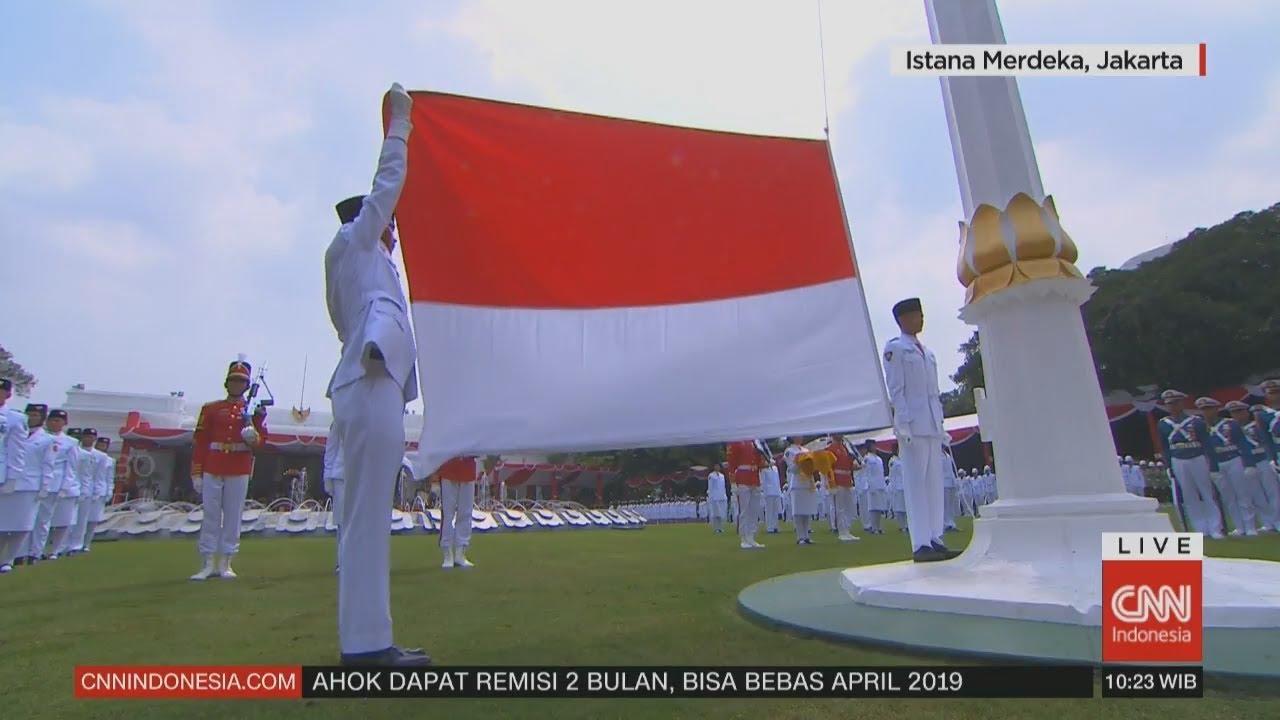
[437,456,477,569]
[188,355,268,581]
[726,440,764,550]
[829,434,861,542]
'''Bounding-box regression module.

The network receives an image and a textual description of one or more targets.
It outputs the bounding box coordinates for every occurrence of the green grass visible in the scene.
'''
[3,515,1279,719]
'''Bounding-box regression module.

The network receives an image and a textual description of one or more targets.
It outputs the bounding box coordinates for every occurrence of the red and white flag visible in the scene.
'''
[392,92,890,476]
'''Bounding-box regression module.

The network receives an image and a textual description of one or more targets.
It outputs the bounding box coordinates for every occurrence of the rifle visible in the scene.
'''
[241,361,276,424]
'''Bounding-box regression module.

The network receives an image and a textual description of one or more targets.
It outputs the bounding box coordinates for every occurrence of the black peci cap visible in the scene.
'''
[892,298,922,319]
[336,195,365,224]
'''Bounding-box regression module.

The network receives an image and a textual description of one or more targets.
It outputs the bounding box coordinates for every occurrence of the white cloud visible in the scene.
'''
[1038,72,1280,271]
[0,119,94,191]
[427,0,921,138]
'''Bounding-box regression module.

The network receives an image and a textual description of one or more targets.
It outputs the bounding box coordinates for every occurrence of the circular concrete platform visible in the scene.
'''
[737,568,1280,679]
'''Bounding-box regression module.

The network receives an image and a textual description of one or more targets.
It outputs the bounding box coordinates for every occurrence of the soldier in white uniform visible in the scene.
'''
[888,454,907,531]
[758,442,783,534]
[0,379,30,573]
[81,436,116,552]
[9,404,53,568]
[323,423,344,574]
[706,463,728,533]
[63,428,100,554]
[39,414,81,560]
[941,440,959,532]
[783,437,817,544]
[324,83,428,666]
[882,298,959,562]
[14,405,56,566]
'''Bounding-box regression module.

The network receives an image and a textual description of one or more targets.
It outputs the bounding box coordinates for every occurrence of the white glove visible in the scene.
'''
[38,489,49,499]
[192,475,203,494]
[1209,471,1221,483]
[241,426,260,445]
[385,82,413,139]
[894,425,913,444]
[0,480,15,495]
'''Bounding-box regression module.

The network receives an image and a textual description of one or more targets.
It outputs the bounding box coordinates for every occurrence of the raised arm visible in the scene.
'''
[349,83,415,251]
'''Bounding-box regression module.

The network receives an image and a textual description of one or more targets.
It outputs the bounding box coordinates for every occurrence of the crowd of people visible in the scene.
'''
[0,381,118,573]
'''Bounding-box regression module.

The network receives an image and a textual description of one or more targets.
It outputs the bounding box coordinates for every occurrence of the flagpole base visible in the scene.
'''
[837,500,1280,630]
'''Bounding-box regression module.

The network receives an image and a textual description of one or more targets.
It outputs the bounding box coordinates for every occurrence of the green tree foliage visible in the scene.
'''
[942,331,983,417]
[0,345,37,396]
[1084,203,1280,393]
[940,202,1280,400]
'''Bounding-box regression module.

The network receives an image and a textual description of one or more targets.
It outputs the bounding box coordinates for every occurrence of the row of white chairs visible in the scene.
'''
[91,499,647,540]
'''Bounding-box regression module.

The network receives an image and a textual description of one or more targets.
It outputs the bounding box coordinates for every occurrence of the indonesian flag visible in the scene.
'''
[392,92,890,476]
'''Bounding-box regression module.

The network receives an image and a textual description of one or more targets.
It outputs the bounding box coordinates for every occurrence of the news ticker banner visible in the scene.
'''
[72,664,1203,699]
[891,44,1206,76]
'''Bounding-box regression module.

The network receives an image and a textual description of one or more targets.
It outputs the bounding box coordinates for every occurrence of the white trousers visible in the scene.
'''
[82,499,106,550]
[943,487,957,528]
[833,486,855,535]
[331,477,345,566]
[763,495,781,531]
[1171,455,1222,536]
[1236,464,1271,532]
[440,480,475,549]
[734,485,761,542]
[858,489,871,528]
[708,498,727,522]
[1256,462,1280,529]
[198,474,250,556]
[332,369,405,654]
[19,495,58,558]
[1215,457,1249,532]
[900,436,944,551]
[65,496,97,552]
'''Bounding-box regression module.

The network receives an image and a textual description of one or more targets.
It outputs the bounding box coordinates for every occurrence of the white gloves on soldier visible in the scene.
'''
[241,426,260,445]
[385,82,413,140]
[192,475,203,494]
[894,425,913,444]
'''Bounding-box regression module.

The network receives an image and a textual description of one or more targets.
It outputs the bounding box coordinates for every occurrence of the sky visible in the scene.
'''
[2,0,1278,419]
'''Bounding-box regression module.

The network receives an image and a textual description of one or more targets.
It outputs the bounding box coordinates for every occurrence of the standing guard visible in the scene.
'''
[189,355,268,580]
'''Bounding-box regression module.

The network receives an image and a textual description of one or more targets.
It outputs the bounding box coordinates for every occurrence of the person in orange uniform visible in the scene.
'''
[726,440,764,550]
[437,456,477,569]
[829,434,861,543]
[189,355,268,581]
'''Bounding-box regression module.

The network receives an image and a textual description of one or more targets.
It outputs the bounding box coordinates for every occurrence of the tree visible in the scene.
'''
[0,345,36,395]
[942,331,983,416]
[1083,203,1280,393]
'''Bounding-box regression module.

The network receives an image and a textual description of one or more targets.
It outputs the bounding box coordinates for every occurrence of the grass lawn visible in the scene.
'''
[3,514,1278,720]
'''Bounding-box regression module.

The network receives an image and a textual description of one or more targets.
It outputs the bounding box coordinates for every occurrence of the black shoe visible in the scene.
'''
[930,541,963,560]
[912,547,947,563]
[340,646,431,667]
[13,557,26,567]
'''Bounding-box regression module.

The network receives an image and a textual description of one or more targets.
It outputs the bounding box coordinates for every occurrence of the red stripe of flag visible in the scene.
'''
[394,92,856,309]
[1199,43,1206,76]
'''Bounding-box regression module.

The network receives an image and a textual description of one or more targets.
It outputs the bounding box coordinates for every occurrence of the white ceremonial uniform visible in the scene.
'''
[323,426,344,570]
[324,104,417,656]
[863,453,888,532]
[784,444,817,541]
[706,470,728,530]
[1,424,48,566]
[82,448,115,550]
[26,431,78,559]
[888,455,907,520]
[760,464,782,532]
[439,463,477,565]
[14,427,55,560]
[63,443,98,553]
[0,406,30,571]
[883,332,946,553]
[941,449,958,530]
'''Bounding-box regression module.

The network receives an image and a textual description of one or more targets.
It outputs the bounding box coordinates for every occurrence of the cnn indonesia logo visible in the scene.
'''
[1102,532,1203,663]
